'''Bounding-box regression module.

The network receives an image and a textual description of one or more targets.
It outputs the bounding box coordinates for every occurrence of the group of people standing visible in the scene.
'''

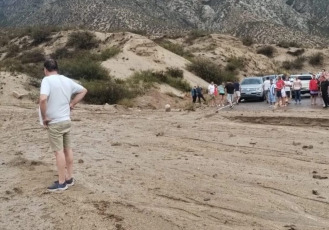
[264,70,329,108]
[191,80,241,109]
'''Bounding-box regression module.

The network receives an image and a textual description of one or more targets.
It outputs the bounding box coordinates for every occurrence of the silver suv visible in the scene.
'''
[240,77,265,101]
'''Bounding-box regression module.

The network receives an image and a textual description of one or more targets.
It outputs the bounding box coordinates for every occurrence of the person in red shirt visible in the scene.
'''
[309,74,319,105]
[275,76,285,107]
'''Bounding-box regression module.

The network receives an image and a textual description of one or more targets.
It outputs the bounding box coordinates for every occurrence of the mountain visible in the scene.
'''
[0,0,329,46]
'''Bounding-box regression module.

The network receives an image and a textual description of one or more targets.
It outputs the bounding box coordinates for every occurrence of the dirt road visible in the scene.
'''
[1,103,329,230]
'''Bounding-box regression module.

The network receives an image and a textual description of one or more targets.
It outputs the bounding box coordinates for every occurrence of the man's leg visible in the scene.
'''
[64,148,73,180]
[55,150,66,184]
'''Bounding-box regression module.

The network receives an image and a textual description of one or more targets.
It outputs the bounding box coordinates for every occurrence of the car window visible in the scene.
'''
[241,78,262,85]
[298,76,312,80]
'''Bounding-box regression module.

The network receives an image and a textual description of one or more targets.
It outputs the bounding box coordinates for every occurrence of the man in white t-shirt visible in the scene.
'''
[263,77,271,103]
[39,59,87,191]
[208,81,215,106]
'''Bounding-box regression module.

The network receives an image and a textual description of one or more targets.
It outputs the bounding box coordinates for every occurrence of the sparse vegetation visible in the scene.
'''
[165,67,184,79]
[31,27,52,44]
[82,79,137,105]
[59,57,109,81]
[225,57,245,72]
[187,58,237,84]
[19,49,44,64]
[100,46,121,61]
[185,30,209,44]
[67,31,99,50]
[257,46,275,58]
[128,70,190,92]
[51,47,72,60]
[155,39,194,60]
[277,41,302,48]
[242,37,254,46]
[281,56,306,70]
[287,48,305,56]
[6,44,20,58]
[308,52,324,66]
[0,58,44,78]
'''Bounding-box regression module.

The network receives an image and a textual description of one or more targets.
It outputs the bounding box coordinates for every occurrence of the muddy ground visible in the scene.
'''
[1,102,329,230]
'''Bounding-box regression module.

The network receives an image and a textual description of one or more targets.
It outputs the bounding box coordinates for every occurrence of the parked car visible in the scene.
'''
[289,74,312,94]
[262,75,277,83]
[240,77,265,101]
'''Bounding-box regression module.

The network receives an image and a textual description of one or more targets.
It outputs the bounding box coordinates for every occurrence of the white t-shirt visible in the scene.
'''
[263,80,270,90]
[208,84,215,95]
[284,81,292,91]
[39,74,85,125]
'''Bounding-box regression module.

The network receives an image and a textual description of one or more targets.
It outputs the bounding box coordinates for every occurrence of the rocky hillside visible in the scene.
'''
[0,0,329,46]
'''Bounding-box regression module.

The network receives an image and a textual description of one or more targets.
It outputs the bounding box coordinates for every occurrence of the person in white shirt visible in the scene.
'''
[39,59,87,191]
[208,81,215,106]
[263,77,271,103]
[283,76,292,105]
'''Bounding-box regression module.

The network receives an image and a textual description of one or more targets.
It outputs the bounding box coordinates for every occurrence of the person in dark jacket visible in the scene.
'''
[191,86,197,103]
[196,86,206,103]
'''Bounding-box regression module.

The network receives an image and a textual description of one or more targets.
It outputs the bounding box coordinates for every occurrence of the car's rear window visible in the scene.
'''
[298,76,312,80]
[241,78,262,85]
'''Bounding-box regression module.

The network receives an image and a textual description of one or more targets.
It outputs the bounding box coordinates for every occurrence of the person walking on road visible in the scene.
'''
[39,59,88,191]
[225,81,235,108]
[233,79,241,105]
[218,83,225,107]
[208,82,215,106]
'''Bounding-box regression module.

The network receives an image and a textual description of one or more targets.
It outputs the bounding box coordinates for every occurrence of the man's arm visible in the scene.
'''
[39,94,50,127]
[70,88,88,109]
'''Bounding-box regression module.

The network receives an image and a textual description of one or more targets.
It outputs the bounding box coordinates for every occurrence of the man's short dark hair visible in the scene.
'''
[44,59,58,72]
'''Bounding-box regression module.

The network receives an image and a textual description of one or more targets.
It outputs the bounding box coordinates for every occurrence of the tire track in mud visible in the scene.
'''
[224,115,329,127]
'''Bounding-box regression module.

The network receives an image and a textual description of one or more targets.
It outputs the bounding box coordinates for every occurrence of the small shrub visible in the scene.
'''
[29,77,41,88]
[0,36,9,46]
[0,59,44,78]
[281,56,306,70]
[242,37,254,46]
[129,70,190,92]
[51,47,71,60]
[156,39,194,60]
[31,27,52,44]
[186,30,209,44]
[100,46,121,61]
[309,52,324,66]
[187,58,237,84]
[225,57,245,72]
[59,58,109,80]
[82,80,137,105]
[277,41,302,48]
[165,67,183,79]
[67,31,99,50]
[287,48,305,56]
[257,46,275,58]
[118,98,135,108]
[6,44,20,58]
[19,49,44,64]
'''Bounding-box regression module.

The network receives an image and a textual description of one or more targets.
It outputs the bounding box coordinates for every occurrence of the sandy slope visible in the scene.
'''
[1,102,329,230]
[101,33,209,88]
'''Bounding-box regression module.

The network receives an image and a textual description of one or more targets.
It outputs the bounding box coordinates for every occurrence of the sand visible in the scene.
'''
[1,102,329,230]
